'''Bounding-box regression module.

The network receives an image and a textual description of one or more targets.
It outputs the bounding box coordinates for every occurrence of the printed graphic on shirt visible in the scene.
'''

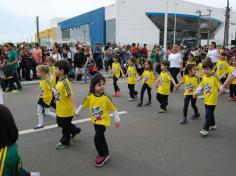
[159,77,164,85]
[186,83,194,93]
[143,75,149,82]
[54,92,61,101]
[218,64,223,70]
[128,71,132,77]
[39,88,44,97]
[204,83,212,94]
[92,107,104,121]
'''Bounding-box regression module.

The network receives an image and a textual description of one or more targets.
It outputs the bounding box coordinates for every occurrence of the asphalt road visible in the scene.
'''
[3,77,236,176]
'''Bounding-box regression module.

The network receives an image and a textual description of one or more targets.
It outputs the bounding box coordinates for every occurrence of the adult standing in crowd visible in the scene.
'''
[206,41,219,66]
[141,44,148,58]
[93,43,103,71]
[4,43,22,91]
[52,44,62,61]
[168,45,183,92]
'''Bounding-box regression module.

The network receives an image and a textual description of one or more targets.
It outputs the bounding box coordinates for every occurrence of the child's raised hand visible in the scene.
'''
[115,122,120,128]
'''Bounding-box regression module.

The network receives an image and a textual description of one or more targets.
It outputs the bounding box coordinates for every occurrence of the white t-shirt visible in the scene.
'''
[168,53,182,68]
[232,68,236,78]
[207,49,219,63]
[52,53,62,61]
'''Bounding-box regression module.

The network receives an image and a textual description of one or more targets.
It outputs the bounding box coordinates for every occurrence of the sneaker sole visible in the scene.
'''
[95,156,110,168]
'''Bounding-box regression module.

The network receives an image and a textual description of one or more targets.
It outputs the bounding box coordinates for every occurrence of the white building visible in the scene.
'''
[58,0,236,47]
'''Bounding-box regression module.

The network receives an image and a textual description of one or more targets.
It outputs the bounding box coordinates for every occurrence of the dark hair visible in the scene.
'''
[202,61,213,69]
[184,64,196,75]
[129,57,135,63]
[54,60,70,75]
[145,60,153,71]
[211,42,216,48]
[0,104,19,148]
[161,60,170,68]
[114,54,121,63]
[90,74,106,94]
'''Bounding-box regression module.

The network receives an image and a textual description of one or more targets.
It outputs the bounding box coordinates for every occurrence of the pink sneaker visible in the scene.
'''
[112,93,117,97]
[95,156,110,167]
[116,92,121,97]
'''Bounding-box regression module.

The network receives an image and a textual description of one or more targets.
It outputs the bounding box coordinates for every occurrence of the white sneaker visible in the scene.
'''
[128,98,135,101]
[31,172,41,176]
[209,125,217,130]
[200,129,209,136]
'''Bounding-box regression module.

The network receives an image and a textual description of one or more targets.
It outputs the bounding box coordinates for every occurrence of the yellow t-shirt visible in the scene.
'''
[39,78,53,105]
[55,76,74,117]
[227,66,236,85]
[157,71,172,95]
[216,60,229,79]
[127,66,136,85]
[82,93,117,127]
[199,75,221,105]
[50,66,57,87]
[112,63,121,78]
[186,60,196,66]
[142,70,155,88]
[183,75,198,96]
[196,63,204,78]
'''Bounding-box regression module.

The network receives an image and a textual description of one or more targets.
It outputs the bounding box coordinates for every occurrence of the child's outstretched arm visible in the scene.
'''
[75,105,83,116]
[176,80,184,89]
[112,110,120,128]
[194,85,203,97]
[171,78,178,89]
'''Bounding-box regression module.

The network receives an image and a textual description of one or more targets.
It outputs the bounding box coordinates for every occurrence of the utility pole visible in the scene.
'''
[223,0,231,47]
[36,16,40,44]
[196,10,202,47]
[207,9,212,47]
[163,0,168,59]
[173,3,178,45]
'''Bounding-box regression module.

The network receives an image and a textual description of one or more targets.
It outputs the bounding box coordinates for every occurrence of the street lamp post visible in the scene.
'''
[173,3,178,45]
[164,0,168,59]
[196,10,202,47]
[207,9,212,47]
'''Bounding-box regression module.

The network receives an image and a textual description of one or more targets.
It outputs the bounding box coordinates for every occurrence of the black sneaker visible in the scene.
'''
[71,128,81,139]
[179,119,187,125]
[144,102,151,106]
[191,113,200,119]
[137,103,143,107]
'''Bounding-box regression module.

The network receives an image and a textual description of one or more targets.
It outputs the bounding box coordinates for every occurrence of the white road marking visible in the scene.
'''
[19,111,127,135]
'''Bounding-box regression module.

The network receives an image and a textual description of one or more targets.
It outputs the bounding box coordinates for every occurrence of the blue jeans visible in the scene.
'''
[82,66,92,83]
[203,105,216,131]
[13,71,22,89]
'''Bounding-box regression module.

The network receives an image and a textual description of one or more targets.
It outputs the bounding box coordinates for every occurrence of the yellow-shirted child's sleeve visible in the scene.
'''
[81,95,90,109]
[106,96,117,112]
[63,80,73,97]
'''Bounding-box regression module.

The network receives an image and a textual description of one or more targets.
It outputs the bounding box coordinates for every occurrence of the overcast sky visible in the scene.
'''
[0,0,235,43]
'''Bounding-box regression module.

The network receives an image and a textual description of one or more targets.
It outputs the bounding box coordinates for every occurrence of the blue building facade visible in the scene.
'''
[59,7,105,46]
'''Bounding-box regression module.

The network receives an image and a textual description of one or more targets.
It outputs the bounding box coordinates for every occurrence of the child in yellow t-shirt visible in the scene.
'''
[54,60,81,149]
[215,53,229,84]
[126,58,138,101]
[111,54,124,97]
[177,64,200,124]
[227,57,236,101]
[34,65,56,130]
[137,60,155,107]
[75,74,120,167]
[44,56,57,109]
[194,61,221,137]
[156,60,178,113]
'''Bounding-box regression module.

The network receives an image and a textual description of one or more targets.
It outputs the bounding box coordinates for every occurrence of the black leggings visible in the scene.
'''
[229,84,236,98]
[170,68,180,91]
[140,83,152,104]
[94,125,109,157]
[156,93,168,110]
[183,95,199,117]
[128,84,138,99]
[113,76,120,93]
